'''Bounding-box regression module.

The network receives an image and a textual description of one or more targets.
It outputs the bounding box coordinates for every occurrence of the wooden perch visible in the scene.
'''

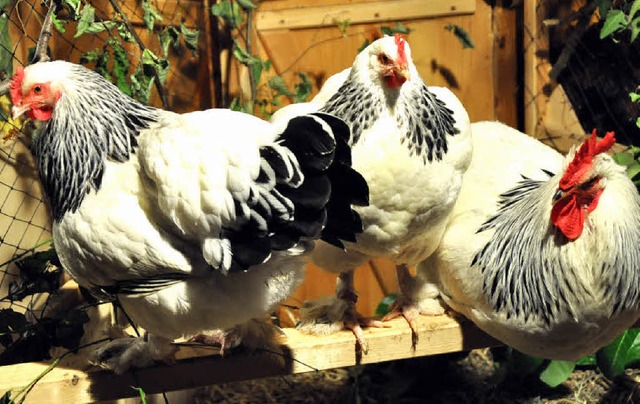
[0,315,499,402]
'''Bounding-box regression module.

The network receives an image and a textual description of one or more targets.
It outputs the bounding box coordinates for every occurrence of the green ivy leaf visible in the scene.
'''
[232,40,263,87]
[117,22,134,42]
[630,16,640,42]
[0,14,12,78]
[0,391,11,404]
[597,0,613,19]
[357,39,371,53]
[51,12,66,34]
[445,24,475,49]
[232,41,259,65]
[142,0,162,31]
[596,329,640,378]
[375,294,397,317]
[630,92,640,103]
[180,23,199,56]
[159,26,180,57]
[0,309,27,348]
[381,22,411,36]
[629,0,640,20]
[236,0,257,11]
[211,1,243,29]
[334,18,351,36]
[62,0,81,16]
[109,39,132,96]
[539,360,576,387]
[636,116,640,128]
[130,65,155,104]
[79,49,111,82]
[268,76,293,98]
[74,5,96,38]
[575,355,597,366]
[229,96,253,114]
[293,72,312,103]
[141,48,169,85]
[613,150,635,167]
[600,10,627,39]
[83,20,118,35]
[626,161,640,180]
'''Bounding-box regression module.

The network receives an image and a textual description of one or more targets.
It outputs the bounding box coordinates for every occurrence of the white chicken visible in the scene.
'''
[9,61,369,373]
[272,35,472,351]
[411,121,640,360]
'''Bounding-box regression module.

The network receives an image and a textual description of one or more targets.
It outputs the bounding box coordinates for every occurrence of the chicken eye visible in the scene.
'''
[33,85,42,94]
[378,53,392,65]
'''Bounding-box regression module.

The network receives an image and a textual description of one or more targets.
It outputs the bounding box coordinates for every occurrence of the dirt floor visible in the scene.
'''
[190,348,640,403]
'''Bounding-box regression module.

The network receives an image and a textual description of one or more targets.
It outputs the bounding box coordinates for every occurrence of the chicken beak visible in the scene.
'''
[396,66,410,82]
[12,103,30,120]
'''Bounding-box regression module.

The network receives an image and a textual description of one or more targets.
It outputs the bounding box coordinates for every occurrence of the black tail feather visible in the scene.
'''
[272,113,369,250]
[224,112,368,273]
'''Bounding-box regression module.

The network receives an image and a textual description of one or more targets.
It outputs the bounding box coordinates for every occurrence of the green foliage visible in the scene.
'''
[381,22,411,36]
[539,360,576,387]
[6,247,62,302]
[0,391,11,404]
[0,13,12,80]
[293,72,312,103]
[211,0,244,29]
[504,328,640,387]
[334,18,351,36]
[0,245,89,367]
[141,48,169,85]
[374,293,397,317]
[445,24,475,49]
[180,24,199,56]
[599,0,640,42]
[51,0,200,106]
[613,146,640,191]
[596,328,640,378]
[142,0,162,31]
[133,386,147,403]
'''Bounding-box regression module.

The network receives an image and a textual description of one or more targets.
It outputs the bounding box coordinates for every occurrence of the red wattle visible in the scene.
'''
[551,194,585,241]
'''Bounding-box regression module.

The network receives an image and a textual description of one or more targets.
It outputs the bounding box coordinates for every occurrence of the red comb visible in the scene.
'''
[394,34,407,66]
[559,129,616,191]
[9,66,24,105]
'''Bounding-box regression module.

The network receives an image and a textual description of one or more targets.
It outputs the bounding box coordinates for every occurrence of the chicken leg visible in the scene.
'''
[382,264,445,349]
[297,270,386,354]
[91,333,177,374]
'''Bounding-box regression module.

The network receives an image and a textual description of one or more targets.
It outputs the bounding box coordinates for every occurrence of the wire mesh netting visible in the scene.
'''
[524,0,640,152]
[0,0,213,364]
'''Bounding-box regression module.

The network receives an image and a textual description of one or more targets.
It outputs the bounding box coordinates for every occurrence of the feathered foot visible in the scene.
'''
[191,319,288,360]
[297,271,387,354]
[90,333,177,374]
[382,265,445,349]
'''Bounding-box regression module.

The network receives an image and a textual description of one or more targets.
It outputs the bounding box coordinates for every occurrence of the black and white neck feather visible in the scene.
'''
[33,63,160,221]
[320,65,459,164]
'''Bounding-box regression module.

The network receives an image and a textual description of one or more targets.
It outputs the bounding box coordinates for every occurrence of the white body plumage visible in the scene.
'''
[52,110,306,340]
[415,121,640,360]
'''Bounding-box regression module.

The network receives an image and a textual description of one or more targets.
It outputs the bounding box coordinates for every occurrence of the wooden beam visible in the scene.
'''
[0,315,499,402]
[256,0,476,31]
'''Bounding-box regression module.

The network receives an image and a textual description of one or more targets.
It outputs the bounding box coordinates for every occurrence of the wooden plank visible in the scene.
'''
[0,316,500,402]
[493,4,519,128]
[523,0,551,137]
[256,0,476,31]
